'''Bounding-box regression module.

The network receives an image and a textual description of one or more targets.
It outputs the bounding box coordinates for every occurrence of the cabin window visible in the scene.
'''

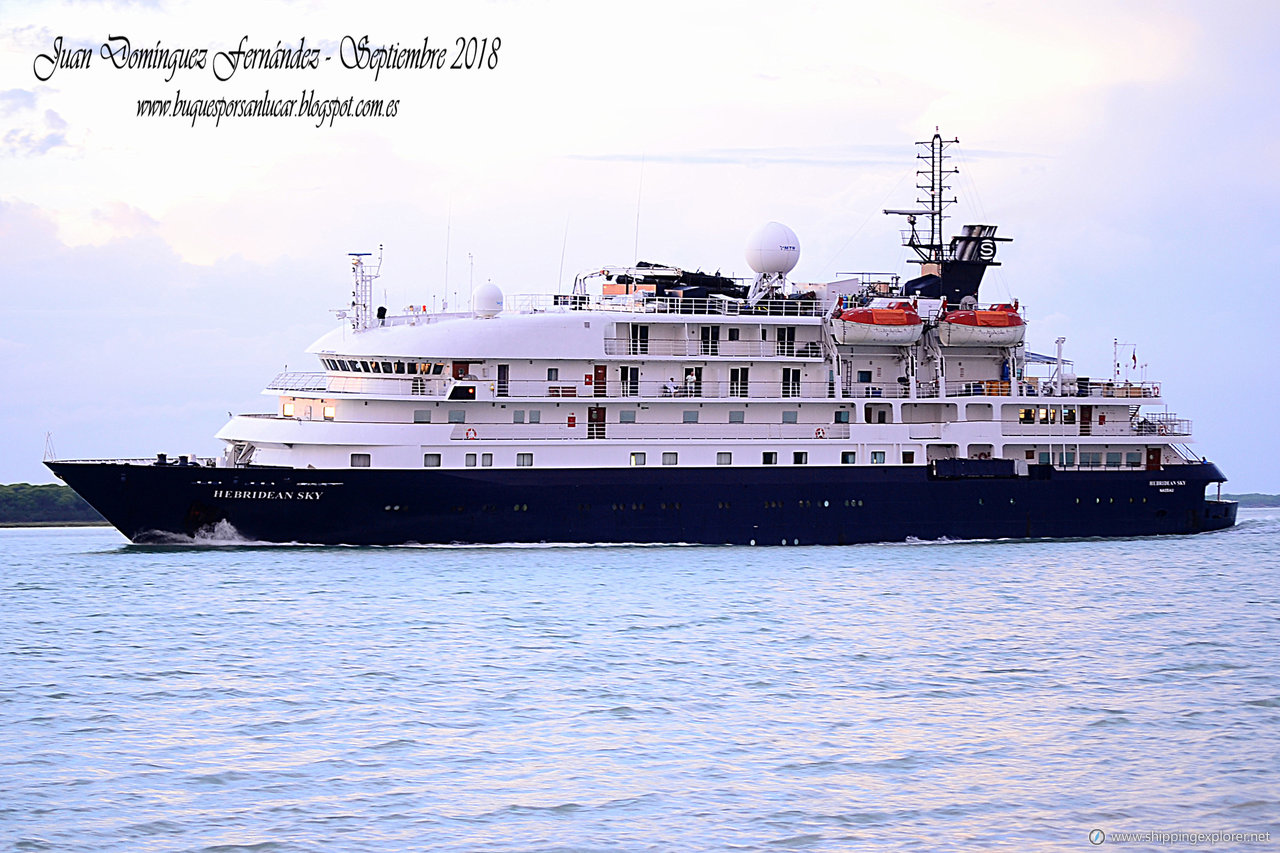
[1063,408,1077,425]
[360,361,372,372]
[841,451,857,465]
[871,451,886,464]
[902,451,915,464]
[662,452,678,466]
[381,362,393,373]
[717,452,732,465]
[1059,452,1076,466]
[547,368,559,381]
[516,453,534,467]
[423,453,441,467]
[1106,452,1122,467]
[1080,452,1102,467]
[283,402,295,417]
[776,327,796,356]
[323,406,336,420]
[730,367,749,397]
[782,411,798,424]
[630,452,646,466]
[529,410,541,423]
[1019,408,1036,424]
[619,410,636,424]
[394,362,406,374]
[1126,452,1142,467]
[782,368,801,398]
[482,453,493,466]
[728,328,740,341]
[835,410,850,424]
[683,411,699,424]
[414,410,431,423]
[448,410,466,423]
[513,410,525,423]
[431,363,446,375]
[793,451,808,465]
[351,453,371,467]
[729,411,745,424]
[465,453,477,467]
[762,452,778,465]
[857,370,872,383]
[370,362,382,373]
[1039,452,1051,465]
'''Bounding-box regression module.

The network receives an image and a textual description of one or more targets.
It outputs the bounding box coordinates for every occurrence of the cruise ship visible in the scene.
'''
[47,134,1237,544]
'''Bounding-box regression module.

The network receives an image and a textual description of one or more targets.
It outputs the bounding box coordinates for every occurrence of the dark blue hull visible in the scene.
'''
[47,460,1236,545]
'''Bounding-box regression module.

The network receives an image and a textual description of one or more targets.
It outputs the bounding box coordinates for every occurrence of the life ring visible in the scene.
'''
[1157,424,1167,436]
[814,427,826,439]
[465,428,478,440]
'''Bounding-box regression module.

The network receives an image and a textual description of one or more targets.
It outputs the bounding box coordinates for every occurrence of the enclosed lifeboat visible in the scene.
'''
[832,300,923,345]
[937,302,1026,347]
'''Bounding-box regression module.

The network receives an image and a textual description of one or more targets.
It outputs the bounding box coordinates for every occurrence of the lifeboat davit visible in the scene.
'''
[833,301,923,345]
[938,303,1026,346]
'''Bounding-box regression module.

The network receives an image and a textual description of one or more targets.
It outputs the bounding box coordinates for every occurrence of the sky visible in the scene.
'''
[2,0,1278,490]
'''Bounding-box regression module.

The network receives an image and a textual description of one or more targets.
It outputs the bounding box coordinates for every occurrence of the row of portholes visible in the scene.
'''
[749,539,803,546]
[766,499,839,509]
[1075,497,1148,504]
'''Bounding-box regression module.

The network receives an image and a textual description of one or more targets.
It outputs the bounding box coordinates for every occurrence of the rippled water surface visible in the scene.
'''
[4,512,1279,851]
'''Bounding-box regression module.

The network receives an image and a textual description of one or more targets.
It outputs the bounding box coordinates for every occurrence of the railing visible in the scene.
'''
[266,371,329,392]
[1134,414,1191,436]
[508,293,827,317]
[448,423,853,442]
[603,338,825,359]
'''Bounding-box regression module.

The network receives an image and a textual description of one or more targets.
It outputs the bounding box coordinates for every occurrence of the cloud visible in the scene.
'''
[0,88,37,113]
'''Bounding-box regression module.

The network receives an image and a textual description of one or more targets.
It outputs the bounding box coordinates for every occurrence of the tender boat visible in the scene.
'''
[833,300,924,345]
[938,302,1027,346]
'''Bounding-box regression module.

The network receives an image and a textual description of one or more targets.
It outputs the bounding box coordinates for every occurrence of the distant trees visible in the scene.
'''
[0,484,104,523]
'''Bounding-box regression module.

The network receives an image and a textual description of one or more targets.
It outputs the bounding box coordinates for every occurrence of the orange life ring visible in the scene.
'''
[814,427,826,439]
[465,428,478,440]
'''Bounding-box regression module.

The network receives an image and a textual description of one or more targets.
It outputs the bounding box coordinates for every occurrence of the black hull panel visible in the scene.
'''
[47,460,1236,546]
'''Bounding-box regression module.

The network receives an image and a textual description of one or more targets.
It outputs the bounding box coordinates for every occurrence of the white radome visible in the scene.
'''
[745,221,800,275]
[473,282,504,317]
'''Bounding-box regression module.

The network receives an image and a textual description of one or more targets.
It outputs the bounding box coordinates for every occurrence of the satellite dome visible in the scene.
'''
[745,221,800,275]
[473,282,503,317]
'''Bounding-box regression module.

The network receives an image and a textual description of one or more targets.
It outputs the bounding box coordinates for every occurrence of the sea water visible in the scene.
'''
[3,512,1278,852]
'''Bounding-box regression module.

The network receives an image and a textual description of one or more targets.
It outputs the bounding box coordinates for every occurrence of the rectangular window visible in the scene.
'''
[1039,451,1051,465]
[841,451,857,465]
[871,451,886,464]
[1081,452,1102,467]
[283,402,295,417]
[423,453,441,467]
[351,453,371,467]
[513,410,525,423]
[728,328,740,341]
[857,370,872,384]
[793,451,808,465]
[465,453,477,467]
[1019,408,1036,424]
[834,410,850,424]
[762,452,778,465]
[481,453,493,467]
[776,326,796,356]
[381,362,393,373]
[528,410,541,423]
[630,452,646,466]
[1063,408,1077,425]
[730,367,749,397]
[683,410,698,424]
[516,453,533,467]
[448,410,466,423]
[413,409,431,423]
[782,411,798,424]
[717,452,732,465]
[662,452,678,466]
[547,368,559,381]
[1126,452,1142,467]
[902,451,915,464]
[1106,451,1122,466]
[619,410,636,424]
[323,405,336,420]
[782,367,801,398]
[729,410,745,424]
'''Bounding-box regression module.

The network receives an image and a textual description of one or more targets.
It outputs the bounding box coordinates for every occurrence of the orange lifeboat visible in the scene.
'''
[833,300,923,345]
[938,302,1026,346]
